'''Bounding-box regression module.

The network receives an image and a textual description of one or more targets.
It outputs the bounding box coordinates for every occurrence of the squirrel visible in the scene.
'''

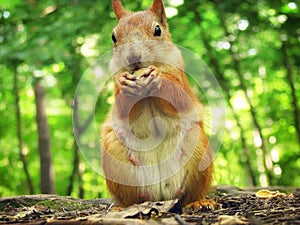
[101,0,213,207]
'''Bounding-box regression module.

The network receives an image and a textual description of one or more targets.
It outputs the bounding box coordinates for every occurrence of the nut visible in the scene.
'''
[255,189,280,199]
[133,68,148,79]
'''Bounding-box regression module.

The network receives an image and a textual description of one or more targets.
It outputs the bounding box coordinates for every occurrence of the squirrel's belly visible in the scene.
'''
[111,105,201,201]
[127,128,192,201]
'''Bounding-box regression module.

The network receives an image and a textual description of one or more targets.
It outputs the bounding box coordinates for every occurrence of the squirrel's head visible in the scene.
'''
[111,0,171,45]
[110,0,183,74]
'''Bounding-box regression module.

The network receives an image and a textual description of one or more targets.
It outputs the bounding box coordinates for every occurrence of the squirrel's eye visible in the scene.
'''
[154,25,161,37]
[112,33,117,43]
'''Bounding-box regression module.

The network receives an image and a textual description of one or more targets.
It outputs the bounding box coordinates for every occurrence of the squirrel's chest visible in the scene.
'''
[130,104,177,139]
[111,101,183,167]
[118,101,197,155]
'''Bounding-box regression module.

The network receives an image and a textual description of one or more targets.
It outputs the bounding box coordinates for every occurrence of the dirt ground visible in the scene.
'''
[0,186,299,225]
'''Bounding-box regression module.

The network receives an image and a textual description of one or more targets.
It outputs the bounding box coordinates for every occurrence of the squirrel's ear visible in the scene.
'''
[112,0,128,20]
[149,0,167,26]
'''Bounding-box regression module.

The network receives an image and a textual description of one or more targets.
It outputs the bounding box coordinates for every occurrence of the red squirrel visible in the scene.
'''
[101,0,213,207]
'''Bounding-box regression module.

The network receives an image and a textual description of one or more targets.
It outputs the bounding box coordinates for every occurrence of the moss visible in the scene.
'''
[35,199,86,211]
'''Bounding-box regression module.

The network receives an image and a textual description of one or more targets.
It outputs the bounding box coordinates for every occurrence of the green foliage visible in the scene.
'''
[0,0,299,198]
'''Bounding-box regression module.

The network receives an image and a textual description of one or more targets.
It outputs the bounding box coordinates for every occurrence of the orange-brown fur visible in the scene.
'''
[101,0,213,207]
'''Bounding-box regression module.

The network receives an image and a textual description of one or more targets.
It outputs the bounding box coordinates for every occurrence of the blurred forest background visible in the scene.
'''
[0,0,299,198]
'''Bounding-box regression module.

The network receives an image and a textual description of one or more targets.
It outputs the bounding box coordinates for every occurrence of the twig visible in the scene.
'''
[174,214,189,225]
[106,202,114,213]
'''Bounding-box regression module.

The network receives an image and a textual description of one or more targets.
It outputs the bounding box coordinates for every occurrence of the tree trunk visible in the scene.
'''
[66,144,84,198]
[13,63,34,194]
[282,42,300,152]
[68,96,93,198]
[34,80,55,194]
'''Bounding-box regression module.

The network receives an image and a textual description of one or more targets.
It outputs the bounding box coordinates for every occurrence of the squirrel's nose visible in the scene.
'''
[126,52,141,65]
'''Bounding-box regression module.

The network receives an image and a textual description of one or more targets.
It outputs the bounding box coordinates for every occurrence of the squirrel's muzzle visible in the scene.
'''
[125,42,143,66]
[127,51,142,65]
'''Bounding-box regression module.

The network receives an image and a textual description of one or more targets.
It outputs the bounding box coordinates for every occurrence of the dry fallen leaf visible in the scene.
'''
[106,199,178,219]
[215,215,249,225]
[255,189,286,199]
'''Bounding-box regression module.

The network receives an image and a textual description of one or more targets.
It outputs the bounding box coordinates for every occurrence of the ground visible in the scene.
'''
[0,186,299,225]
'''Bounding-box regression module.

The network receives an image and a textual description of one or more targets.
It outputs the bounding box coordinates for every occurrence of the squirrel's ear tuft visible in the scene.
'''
[149,0,167,26]
[112,0,128,20]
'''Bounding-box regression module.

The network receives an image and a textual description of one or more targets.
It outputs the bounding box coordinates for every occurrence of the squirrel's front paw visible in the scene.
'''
[117,66,161,96]
[116,72,140,96]
[136,66,162,96]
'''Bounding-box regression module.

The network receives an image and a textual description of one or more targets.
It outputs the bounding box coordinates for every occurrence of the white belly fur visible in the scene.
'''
[112,102,202,201]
